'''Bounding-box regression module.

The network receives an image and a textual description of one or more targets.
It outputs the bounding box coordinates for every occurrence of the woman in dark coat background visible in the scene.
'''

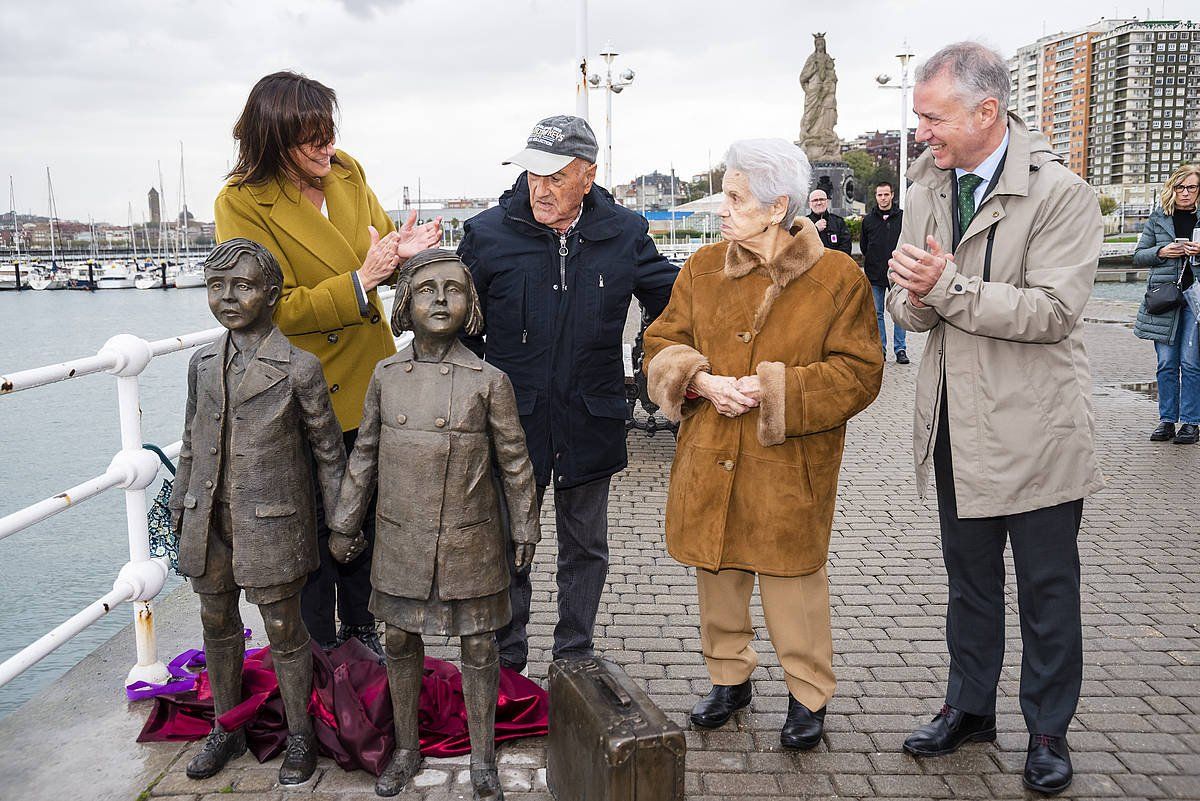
[1133,163,1200,444]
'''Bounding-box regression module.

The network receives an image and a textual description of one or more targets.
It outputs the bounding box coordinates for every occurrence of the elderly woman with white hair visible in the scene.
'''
[643,139,882,748]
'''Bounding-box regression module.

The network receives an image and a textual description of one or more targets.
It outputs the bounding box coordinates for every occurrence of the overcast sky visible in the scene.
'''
[1,0,1194,224]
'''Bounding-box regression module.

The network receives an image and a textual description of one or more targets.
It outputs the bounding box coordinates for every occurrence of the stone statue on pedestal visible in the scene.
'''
[799,33,842,163]
[798,33,854,215]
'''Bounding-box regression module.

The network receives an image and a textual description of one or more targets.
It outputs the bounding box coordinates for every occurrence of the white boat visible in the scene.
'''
[28,264,70,290]
[94,261,138,289]
[173,259,205,288]
[0,261,31,290]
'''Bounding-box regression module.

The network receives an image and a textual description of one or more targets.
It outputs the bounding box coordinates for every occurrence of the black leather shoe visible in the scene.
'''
[376,748,423,797]
[339,623,384,660]
[278,730,318,785]
[902,705,997,756]
[1150,421,1176,441]
[780,696,826,750]
[1024,734,1072,795]
[895,349,910,364]
[1173,423,1198,444]
[186,727,247,779]
[689,680,752,728]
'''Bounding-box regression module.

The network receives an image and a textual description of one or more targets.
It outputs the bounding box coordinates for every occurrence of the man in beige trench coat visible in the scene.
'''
[886,42,1103,796]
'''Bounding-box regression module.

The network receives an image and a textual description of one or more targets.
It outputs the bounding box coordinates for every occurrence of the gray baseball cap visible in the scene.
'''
[503,115,599,176]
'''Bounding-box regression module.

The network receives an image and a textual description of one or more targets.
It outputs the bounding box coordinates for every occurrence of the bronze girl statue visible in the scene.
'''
[330,249,540,799]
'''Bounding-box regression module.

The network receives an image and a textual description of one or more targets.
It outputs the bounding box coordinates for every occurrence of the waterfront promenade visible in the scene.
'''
[1,296,1197,800]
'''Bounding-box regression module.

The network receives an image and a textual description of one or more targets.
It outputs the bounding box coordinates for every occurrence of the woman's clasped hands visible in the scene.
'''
[692,371,763,418]
[357,211,445,292]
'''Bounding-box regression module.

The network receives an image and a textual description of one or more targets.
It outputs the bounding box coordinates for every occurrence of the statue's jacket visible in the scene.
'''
[331,340,540,601]
[170,328,346,588]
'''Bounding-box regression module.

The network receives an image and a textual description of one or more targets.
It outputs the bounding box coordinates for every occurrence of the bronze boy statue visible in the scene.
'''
[170,238,346,785]
[330,249,540,799]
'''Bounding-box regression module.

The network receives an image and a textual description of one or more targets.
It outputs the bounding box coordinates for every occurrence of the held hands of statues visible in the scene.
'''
[693,372,759,418]
[329,529,368,564]
[515,542,536,572]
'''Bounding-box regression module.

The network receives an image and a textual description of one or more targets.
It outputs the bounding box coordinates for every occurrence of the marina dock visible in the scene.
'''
[0,296,1197,800]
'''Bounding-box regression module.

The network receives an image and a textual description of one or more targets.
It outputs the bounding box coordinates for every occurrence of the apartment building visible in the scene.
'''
[1088,20,1200,201]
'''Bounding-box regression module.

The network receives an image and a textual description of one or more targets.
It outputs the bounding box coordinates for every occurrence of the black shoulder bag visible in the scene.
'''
[1145,263,1185,315]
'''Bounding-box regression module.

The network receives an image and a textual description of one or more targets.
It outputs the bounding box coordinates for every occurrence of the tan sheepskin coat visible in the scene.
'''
[643,220,883,576]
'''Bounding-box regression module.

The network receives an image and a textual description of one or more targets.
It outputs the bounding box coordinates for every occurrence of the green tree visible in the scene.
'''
[685,164,725,202]
[1097,194,1117,216]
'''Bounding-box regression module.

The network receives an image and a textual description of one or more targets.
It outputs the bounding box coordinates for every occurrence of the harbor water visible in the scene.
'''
[0,287,216,719]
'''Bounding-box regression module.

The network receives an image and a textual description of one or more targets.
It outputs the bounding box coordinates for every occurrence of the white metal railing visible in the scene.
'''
[0,327,223,689]
[0,287,398,691]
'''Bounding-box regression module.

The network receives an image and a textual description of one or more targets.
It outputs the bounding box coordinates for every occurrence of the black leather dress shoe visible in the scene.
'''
[902,705,996,756]
[1024,734,1072,795]
[186,727,247,779]
[1173,423,1198,444]
[780,696,826,750]
[689,680,751,728]
[895,349,910,365]
[278,730,318,785]
[1150,421,1176,441]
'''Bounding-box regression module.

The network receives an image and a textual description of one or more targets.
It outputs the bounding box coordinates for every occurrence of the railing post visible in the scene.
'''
[102,335,171,687]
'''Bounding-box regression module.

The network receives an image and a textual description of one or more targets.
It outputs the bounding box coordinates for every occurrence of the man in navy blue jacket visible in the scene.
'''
[458,115,676,671]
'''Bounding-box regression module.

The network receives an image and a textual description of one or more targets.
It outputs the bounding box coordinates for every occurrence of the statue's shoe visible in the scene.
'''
[186,727,247,780]
[471,765,505,801]
[375,748,423,797]
[278,731,318,785]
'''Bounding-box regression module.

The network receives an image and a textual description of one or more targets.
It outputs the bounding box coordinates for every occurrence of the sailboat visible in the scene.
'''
[29,170,73,290]
[171,144,205,289]
[1,177,30,290]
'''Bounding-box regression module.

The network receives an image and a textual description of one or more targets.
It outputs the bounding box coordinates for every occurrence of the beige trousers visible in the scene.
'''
[696,566,835,711]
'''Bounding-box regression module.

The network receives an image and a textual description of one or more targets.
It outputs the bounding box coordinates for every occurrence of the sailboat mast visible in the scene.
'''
[46,168,57,266]
[128,202,138,263]
[178,142,188,253]
[9,177,19,263]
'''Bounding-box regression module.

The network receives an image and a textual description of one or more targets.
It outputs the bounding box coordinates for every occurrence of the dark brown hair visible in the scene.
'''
[228,71,338,187]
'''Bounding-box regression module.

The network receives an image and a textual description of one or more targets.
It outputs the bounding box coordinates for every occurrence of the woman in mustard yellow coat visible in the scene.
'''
[215,71,441,654]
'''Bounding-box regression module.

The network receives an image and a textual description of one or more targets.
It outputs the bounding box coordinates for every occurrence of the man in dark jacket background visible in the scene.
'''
[859,181,908,363]
[458,115,677,672]
[801,188,852,255]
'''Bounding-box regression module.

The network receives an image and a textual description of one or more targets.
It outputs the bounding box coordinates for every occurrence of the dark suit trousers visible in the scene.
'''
[496,476,611,669]
[302,428,376,645]
[933,391,1083,737]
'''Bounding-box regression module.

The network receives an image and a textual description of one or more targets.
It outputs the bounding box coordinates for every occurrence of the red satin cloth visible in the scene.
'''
[137,640,548,776]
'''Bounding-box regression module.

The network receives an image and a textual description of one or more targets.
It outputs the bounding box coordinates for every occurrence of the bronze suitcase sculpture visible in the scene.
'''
[547,657,686,801]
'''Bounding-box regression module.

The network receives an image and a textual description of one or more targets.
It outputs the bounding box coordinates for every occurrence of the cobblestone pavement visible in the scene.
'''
[136,305,1199,801]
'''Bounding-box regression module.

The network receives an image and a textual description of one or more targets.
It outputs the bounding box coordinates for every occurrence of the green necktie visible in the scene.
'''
[957,173,983,233]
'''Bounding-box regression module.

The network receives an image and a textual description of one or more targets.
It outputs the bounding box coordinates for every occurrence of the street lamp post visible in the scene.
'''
[875,43,916,209]
[588,44,635,190]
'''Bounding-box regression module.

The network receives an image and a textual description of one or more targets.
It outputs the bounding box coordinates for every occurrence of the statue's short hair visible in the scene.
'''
[724,139,812,224]
[916,41,1011,109]
[390,248,483,337]
[204,238,284,294]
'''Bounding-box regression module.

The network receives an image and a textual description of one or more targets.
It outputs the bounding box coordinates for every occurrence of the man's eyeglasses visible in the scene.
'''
[1174,184,1200,194]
